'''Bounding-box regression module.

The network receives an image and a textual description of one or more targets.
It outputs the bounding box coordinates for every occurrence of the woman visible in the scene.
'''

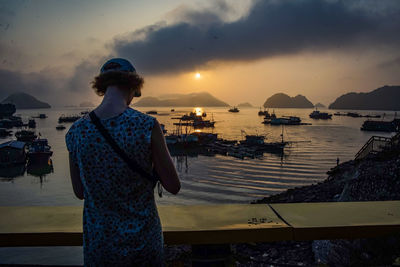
[66,58,180,266]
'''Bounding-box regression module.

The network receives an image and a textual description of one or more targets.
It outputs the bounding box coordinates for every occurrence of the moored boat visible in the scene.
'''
[15,130,37,142]
[361,120,398,132]
[28,119,36,128]
[56,125,66,130]
[27,138,53,164]
[309,110,332,119]
[0,140,27,166]
[228,107,239,113]
[58,115,81,123]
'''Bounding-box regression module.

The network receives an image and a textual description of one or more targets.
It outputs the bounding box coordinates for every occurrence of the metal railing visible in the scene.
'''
[355,135,392,160]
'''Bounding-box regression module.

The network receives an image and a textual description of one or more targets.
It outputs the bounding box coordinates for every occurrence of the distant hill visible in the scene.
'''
[314,102,326,108]
[329,85,400,110]
[263,93,314,108]
[1,92,51,109]
[133,92,229,107]
[238,102,253,108]
[80,101,95,107]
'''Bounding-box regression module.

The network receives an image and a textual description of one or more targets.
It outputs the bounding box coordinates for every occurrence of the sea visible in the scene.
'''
[0,106,397,265]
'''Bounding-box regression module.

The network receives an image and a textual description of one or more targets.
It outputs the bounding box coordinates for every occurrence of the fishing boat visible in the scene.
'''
[146,110,158,115]
[27,138,53,164]
[360,120,398,132]
[0,140,26,166]
[228,107,239,113]
[262,111,277,124]
[258,108,268,116]
[58,114,81,123]
[0,103,16,118]
[309,110,332,119]
[33,114,47,119]
[0,128,12,137]
[347,112,361,118]
[28,119,36,128]
[15,130,37,142]
[56,125,66,130]
[270,116,301,125]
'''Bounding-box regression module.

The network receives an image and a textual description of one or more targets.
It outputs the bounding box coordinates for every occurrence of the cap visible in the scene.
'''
[100,58,136,74]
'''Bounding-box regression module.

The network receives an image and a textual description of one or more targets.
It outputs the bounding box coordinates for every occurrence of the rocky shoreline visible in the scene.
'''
[236,134,400,266]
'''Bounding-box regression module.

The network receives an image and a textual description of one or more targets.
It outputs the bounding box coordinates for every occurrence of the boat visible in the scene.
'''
[347,112,361,118]
[27,159,53,178]
[0,140,27,166]
[228,107,239,113]
[360,120,398,132]
[32,114,47,119]
[8,116,23,127]
[15,130,37,142]
[0,128,12,137]
[27,138,53,164]
[28,119,36,128]
[258,108,268,116]
[309,110,332,119]
[0,103,16,118]
[56,125,66,130]
[58,115,81,123]
[270,116,301,125]
[146,110,158,115]
[262,111,277,124]
[0,120,13,129]
[171,109,175,112]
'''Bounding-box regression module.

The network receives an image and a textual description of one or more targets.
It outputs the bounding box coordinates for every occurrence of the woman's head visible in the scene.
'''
[91,58,144,104]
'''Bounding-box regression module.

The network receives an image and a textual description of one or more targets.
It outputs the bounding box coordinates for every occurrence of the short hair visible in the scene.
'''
[91,71,144,96]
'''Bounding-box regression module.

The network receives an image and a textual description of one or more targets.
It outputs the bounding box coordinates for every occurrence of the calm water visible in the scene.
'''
[0,106,397,264]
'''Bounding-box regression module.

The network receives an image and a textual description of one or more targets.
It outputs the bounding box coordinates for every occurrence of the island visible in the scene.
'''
[329,85,400,110]
[1,92,51,109]
[263,93,314,108]
[133,92,229,107]
[237,102,253,108]
[314,103,326,108]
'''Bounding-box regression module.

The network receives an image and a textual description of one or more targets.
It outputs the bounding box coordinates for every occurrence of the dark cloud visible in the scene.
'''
[113,0,400,74]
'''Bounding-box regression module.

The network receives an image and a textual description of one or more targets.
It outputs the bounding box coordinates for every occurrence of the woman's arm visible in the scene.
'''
[151,120,181,195]
[69,153,84,200]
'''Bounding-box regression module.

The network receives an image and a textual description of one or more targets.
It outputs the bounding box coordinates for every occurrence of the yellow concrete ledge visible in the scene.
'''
[0,201,399,247]
[270,201,400,240]
[0,204,290,246]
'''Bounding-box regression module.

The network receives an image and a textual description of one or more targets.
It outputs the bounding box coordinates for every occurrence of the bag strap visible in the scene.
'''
[89,111,156,184]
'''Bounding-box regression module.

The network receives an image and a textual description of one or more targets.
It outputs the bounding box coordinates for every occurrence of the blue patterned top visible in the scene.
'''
[65,108,163,266]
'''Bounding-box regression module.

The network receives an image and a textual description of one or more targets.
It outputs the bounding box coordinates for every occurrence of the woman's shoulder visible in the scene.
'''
[126,107,156,123]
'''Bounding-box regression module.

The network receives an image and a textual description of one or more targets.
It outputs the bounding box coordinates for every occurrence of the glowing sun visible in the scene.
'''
[195,72,201,79]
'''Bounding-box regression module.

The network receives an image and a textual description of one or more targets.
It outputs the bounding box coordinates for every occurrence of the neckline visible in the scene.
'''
[84,108,129,121]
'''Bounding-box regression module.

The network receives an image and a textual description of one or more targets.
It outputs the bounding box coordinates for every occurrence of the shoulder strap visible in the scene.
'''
[89,111,157,184]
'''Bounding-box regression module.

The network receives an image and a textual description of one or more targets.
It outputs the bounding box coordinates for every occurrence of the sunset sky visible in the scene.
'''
[0,0,399,107]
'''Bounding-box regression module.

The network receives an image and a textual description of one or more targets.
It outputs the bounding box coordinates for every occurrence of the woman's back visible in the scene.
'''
[66,107,163,266]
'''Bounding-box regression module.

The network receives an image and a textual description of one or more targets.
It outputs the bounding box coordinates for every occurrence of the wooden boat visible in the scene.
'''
[56,125,66,130]
[0,140,26,166]
[15,130,37,142]
[0,128,12,137]
[361,120,397,132]
[28,119,36,128]
[146,110,158,115]
[309,110,332,119]
[228,107,239,113]
[58,115,80,123]
[27,139,53,164]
